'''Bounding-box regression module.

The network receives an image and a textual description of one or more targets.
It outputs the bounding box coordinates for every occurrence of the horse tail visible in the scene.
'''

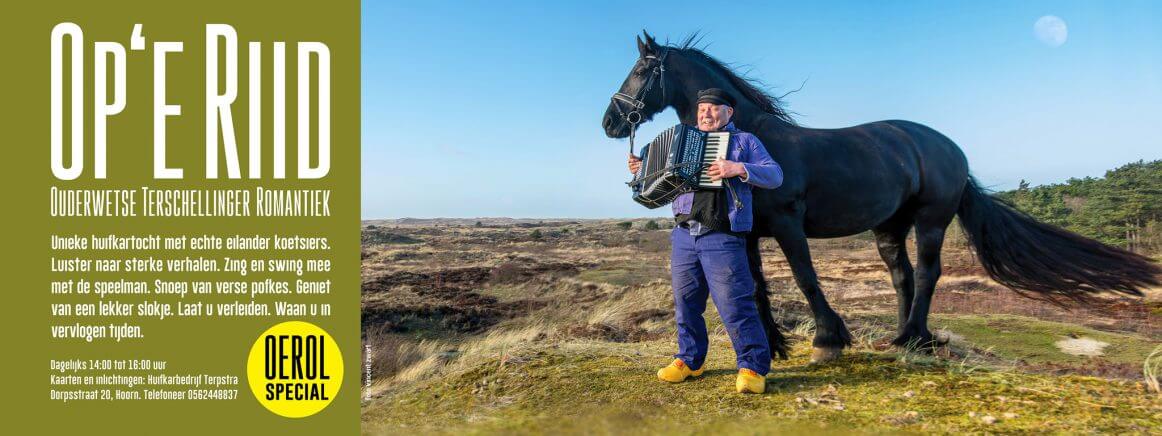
[956,176,1161,303]
[748,236,789,359]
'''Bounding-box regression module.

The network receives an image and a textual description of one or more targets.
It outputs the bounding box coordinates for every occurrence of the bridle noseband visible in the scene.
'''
[610,49,669,155]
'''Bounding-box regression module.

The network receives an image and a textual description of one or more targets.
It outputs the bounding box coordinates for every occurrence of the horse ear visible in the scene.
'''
[636,35,654,58]
[642,31,659,50]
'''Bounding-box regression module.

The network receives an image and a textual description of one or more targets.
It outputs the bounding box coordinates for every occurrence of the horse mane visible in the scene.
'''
[668,34,798,126]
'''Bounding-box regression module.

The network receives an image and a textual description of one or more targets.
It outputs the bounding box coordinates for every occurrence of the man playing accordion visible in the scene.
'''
[627,88,783,393]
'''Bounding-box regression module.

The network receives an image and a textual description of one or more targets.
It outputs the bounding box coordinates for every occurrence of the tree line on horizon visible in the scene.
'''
[995,159,1161,254]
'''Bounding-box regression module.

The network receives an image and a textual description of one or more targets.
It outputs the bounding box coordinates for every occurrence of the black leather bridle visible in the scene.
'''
[610,49,669,155]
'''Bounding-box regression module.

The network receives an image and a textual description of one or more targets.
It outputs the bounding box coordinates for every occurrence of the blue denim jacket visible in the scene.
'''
[671,122,783,233]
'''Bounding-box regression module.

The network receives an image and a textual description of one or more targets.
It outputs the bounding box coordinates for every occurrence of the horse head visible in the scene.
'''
[603,32,797,140]
[602,31,672,138]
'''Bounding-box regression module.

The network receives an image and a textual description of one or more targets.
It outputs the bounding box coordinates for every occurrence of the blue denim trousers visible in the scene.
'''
[670,227,771,374]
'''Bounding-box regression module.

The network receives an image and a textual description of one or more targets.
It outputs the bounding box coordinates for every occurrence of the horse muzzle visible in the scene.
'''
[602,112,632,139]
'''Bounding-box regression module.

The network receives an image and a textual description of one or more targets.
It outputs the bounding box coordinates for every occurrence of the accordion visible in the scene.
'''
[629,124,730,208]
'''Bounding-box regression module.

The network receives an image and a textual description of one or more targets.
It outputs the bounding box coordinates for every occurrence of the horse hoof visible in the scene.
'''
[810,347,842,363]
[934,331,952,346]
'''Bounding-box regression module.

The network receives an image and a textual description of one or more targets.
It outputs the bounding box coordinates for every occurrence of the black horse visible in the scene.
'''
[603,32,1161,362]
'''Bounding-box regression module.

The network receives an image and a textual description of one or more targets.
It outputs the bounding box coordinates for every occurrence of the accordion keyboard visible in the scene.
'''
[697,132,730,188]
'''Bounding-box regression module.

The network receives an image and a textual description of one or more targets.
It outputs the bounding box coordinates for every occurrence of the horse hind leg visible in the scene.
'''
[892,211,954,349]
[873,218,915,336]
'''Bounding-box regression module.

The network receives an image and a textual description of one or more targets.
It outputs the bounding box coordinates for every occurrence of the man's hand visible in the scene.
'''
[628,154,642,175]
[707,158,746,182]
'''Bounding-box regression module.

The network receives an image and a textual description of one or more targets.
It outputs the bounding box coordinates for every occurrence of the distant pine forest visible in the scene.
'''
[994,159,1161,254]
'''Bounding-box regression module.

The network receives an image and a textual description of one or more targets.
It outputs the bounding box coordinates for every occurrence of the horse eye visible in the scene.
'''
[633,62,655,76]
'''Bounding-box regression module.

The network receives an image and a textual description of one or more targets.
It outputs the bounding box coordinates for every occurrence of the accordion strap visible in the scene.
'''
[629,162,743,211]
[626,160,703,189]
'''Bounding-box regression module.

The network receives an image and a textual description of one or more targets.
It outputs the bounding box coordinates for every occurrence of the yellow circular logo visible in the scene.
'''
[246,321,343,418]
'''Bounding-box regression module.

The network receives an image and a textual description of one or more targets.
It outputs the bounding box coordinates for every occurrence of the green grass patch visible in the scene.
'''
[932,314,1157,365]
[362,339,1160,434]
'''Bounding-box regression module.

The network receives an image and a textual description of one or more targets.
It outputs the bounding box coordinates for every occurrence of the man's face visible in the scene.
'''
[696,102,733,132]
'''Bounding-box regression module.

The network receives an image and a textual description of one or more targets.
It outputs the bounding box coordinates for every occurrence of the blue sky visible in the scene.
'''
[362,1,1161,219]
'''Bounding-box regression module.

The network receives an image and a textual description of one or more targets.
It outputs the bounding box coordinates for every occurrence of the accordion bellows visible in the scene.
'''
[629,124,730,209]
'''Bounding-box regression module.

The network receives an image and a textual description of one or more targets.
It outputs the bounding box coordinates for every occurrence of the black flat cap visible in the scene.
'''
[696,88,736,107]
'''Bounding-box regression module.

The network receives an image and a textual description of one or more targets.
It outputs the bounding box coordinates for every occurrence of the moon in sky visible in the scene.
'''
[1034,15,1068,47]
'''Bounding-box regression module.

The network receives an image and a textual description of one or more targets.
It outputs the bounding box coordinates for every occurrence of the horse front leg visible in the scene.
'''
[746,234,789,360]
[772,225,852,362]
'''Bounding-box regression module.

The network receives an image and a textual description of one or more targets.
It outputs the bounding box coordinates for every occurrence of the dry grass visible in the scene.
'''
[362,323,554,399]
[1146,345,1162,394]
[362,324,443,383]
